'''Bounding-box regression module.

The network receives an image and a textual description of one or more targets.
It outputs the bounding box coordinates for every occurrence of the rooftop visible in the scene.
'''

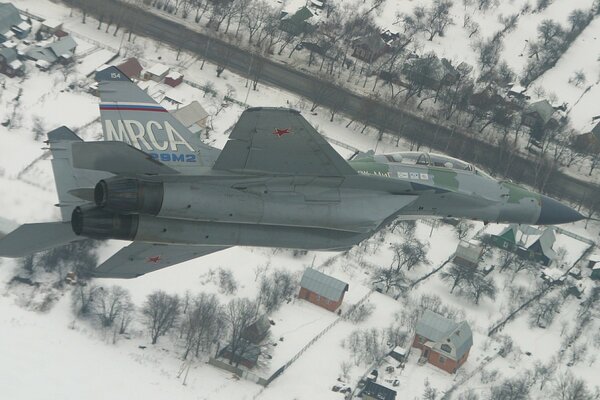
[0,2,21,36]
[146,63,169,77]
[299,268,348,301]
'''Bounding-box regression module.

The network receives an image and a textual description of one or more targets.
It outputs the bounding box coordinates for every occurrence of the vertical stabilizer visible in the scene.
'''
[47,126,110,221]
[95,67,219,174]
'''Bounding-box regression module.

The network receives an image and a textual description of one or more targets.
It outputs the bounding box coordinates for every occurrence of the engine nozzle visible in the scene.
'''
[94,178,163,215]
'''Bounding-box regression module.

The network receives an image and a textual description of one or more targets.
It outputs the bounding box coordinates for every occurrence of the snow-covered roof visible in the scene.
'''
[42,19,62,30]
[8,59,21,69]
[171,100,208,127]
[416,310,457,343]
[1,38,16,48]
[47,36,77,57]
[541,267,564,282]
[15,21,29,31]
[146,63,169,77]
[0,2,21,35]
[300,268,348,301]
[588,253,600,263]
[166,71,182,80]
[0,46,16,62]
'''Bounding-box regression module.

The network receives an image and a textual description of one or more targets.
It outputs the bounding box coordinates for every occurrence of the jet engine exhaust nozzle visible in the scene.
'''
[71,206,139,240]
[94,178,164,215]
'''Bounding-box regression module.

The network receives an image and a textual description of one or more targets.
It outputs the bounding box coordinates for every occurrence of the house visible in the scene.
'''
[25,35,77,65]
[572,116,600,154]
[0,46,22,77]
[218,340,261,369]
[361,381,397,400]
[40,19,63,35]
[0,3,30,41]
[489,224,518,250]
[352,32,389,63]
[298,268,348,312]
[280,6,315,36]
[241,314,271,344]
[164,71,183,87]
[171,100,209,134]
[488,224,557,266]
[116,57,143,80]
[521,228,556,266]
[521,100,556,129]
[412,310,473,374]
[453,240,483,268]
[592,264,600,281]
[402,55,460,89]
[144,63,169,82]
[586,253,600,270]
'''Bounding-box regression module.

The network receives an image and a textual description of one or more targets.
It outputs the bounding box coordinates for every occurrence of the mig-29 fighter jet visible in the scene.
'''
[0,67,584,278]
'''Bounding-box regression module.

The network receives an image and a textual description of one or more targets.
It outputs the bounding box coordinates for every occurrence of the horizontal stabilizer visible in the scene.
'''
[93,242,228,278]
[71,141,179,175]
[0,222,80,258]
[67,188,95,202]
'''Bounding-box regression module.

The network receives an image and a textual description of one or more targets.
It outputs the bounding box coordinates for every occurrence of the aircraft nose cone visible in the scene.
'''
[536,195,585,225]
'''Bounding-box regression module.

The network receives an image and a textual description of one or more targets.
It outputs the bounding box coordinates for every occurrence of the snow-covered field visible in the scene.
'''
[1,1,600,399]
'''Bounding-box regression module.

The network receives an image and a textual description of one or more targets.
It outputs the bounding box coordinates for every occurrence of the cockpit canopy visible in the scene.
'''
[374,152,491,177]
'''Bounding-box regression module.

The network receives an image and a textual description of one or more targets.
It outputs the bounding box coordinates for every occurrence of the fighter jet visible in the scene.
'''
[0,67,583,278]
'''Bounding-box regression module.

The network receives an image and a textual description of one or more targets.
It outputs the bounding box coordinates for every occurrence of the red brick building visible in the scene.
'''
[298,268,348,312]
[412,310,473,374]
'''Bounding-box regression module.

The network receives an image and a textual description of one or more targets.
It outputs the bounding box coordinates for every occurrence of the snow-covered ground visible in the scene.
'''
[1,1,600,399]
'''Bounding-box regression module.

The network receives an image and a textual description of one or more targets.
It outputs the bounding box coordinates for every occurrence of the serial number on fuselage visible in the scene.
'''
[149,153,197,162]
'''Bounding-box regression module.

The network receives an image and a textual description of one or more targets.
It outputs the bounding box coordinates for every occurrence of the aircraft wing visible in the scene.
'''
[93,243,229,278]
[213,108,357,176]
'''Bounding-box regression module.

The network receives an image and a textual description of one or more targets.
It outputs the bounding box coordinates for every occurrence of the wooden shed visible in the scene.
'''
[298,268,348,312]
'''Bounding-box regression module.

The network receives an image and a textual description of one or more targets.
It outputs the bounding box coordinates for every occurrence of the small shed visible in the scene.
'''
[361,381,397,400]
[144,63,170,82]
[116,57,143,80]
[40,19,63,34]
[352,32,389,63]
[0,46,22,77]
[172,100,209,133]
[522,100,556,128]
[165,70,183,87]
[0,3,28,40]
[453,240,483,268]
[541,267,565,284]
[592,264,600,281]
[242,314,271,344]
[218,340,261,369]
[299,268,348,311]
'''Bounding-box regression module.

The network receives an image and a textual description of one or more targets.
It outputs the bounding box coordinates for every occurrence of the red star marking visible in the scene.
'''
[273,128,291,137]
[147,255,161,263]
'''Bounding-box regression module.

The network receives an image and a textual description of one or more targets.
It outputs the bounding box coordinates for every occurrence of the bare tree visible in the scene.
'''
[552,371,595,400]
[371,266,408,295]
[92,286,134,328]
[256,269,298,313]
[489,375,532,400]
[224,298,258,366]
[454,220,474,240]
[458,272,497,304]
[529,294,561,328]
[440,264,474,293]
[181,293,224,359]
[142,291,181,344]
[71,284,101,317]
[218,268,238,295]
[390,239,429,271]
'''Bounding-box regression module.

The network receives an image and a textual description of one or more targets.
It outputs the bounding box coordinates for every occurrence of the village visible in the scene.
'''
[0,0,600,399]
